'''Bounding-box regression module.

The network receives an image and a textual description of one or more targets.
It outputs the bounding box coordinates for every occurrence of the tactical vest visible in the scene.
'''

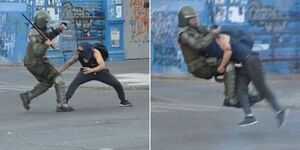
[24,28,48,64]
[178,26,221,79]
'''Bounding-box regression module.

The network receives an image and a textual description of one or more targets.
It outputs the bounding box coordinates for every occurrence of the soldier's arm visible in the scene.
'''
[59,54,78,73]
[179,31,218,50]
[47,24,67,40]
[46,28,62,40]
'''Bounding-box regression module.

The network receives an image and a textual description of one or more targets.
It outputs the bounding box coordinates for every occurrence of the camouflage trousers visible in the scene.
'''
[188,58,262,108]
[24,59,67,105]
[223,62,262,108]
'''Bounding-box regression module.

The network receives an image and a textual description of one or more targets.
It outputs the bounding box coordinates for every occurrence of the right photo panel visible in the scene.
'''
[151,0,300,149]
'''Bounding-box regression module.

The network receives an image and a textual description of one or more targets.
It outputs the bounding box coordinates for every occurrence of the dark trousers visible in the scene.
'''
[236,54,282,115]
[66,68,126,102]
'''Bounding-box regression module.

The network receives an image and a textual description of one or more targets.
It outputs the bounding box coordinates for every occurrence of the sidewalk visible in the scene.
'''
[0,59,149,91]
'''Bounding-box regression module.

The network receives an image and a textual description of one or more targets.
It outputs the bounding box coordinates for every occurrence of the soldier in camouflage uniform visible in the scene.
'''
[178,6,287,127]
[177,6,238,104]
[19,10,74,112]
[177,6,261,108]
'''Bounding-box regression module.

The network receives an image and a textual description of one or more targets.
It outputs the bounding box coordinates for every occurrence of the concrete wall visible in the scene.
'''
[124,0,149,59]
[0,1,33,64]
[151,0,300,75]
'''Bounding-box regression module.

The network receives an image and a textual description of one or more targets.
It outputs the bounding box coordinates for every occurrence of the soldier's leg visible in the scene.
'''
[20,74,53,110]
[223,62,236,105]
[24,65,54,100]
[52,74,75,112]
[53,74,67,104]
[27,82,53,100]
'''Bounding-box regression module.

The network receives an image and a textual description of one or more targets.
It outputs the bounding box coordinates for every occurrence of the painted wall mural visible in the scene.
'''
[151,11,186,72]
[129,0,149,44]
[0,12,22,62]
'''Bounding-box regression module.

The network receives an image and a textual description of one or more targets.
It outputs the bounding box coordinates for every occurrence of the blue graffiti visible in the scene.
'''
[248,0,287,32]
[0,39,8,57]
[151,11,184,69]
[0,13,16,58]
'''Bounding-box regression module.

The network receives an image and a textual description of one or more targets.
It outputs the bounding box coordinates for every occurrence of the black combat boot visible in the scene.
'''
[20,93,30,110]
[120,100,133,107]
[56,104,74,112]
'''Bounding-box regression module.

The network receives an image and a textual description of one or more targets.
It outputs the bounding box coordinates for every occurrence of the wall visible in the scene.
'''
[124,0,149,59]
[151,0,300,75]
[0,2,31,63]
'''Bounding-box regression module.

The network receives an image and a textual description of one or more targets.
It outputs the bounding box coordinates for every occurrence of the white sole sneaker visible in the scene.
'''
[237,120,258,127]
[119,104,133,107]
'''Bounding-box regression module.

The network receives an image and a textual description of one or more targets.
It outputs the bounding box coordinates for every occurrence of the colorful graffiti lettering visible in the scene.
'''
[129,0,149,43]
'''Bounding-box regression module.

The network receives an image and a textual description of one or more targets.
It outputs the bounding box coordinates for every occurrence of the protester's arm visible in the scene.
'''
[83,50,105,74]
[216,34,232,73]
[59,54,78,73]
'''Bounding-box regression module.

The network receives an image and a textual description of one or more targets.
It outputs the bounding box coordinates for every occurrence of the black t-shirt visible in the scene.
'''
[78,51,98,68]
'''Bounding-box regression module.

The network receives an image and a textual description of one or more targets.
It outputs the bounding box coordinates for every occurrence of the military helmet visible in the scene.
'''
[34,10,50,29]
[178,6,197,27]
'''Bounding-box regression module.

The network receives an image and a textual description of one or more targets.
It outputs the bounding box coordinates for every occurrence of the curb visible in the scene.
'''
[151,73,300,80]
[151,73,196,80]
[78,85,149,91]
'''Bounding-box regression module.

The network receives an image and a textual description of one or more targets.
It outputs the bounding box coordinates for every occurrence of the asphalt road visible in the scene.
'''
[0,87,149,150]
[151,74,300,150]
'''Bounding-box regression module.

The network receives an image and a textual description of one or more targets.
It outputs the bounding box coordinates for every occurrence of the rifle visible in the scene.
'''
[21,13,56,49]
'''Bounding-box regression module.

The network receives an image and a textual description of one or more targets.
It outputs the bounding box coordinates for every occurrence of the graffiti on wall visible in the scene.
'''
[62,2,105,38]
[0,13,16,59]
[151,11,184,69]
[63,3,91,35]
[248,0,300,74]
[248,0,287,32]
[129,0,149,44]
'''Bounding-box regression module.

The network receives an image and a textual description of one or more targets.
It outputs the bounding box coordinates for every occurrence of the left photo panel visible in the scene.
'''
[0,0,149,149]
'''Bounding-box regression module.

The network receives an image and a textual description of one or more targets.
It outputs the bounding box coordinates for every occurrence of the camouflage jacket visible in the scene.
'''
[24,27,62,65]
[178,25,218,64]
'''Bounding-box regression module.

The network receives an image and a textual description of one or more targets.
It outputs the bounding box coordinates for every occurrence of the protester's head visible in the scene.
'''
[178,6,198,27]
[77,42,93,59]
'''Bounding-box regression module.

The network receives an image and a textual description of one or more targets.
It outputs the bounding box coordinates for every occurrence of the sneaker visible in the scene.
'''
[56,105,74,112]
[20,93,30,110]
[237,116,258,127]
[120,100,133,107]
[276,109,289,128]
